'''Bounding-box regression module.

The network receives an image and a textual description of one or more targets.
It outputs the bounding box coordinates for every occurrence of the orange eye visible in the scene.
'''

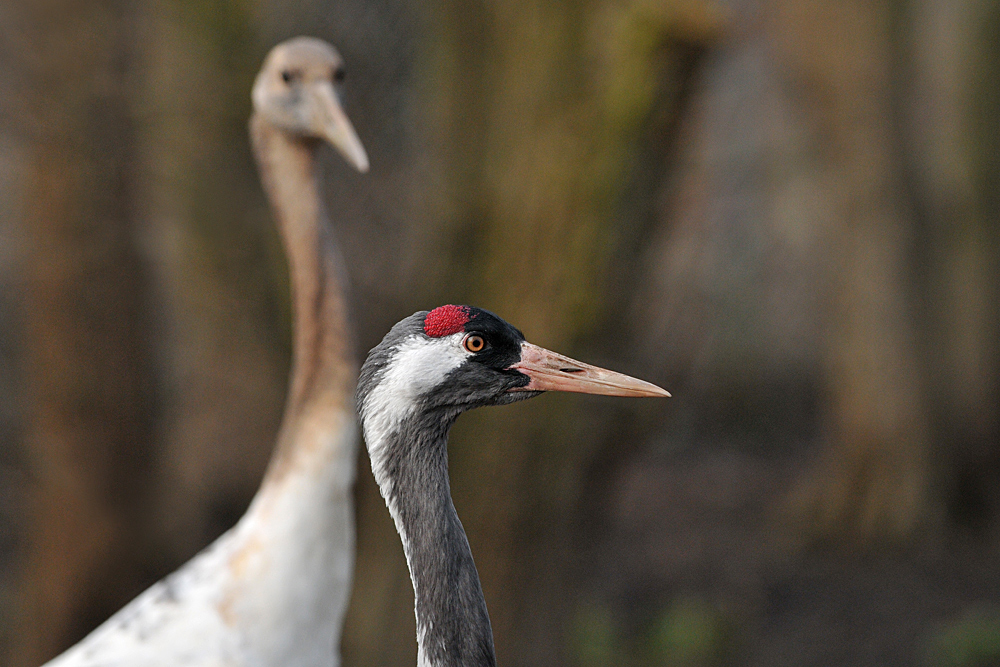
[463,334,485,353]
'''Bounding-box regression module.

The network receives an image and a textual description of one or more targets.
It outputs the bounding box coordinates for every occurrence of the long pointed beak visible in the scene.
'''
[313,83,369,173]
[508,342,670,398]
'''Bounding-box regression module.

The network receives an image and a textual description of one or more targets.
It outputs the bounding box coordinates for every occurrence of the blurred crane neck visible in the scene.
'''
[249,113,357,483]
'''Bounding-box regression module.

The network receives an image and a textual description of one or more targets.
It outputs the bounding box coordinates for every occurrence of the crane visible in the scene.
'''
[356,305,669,667]
[43,37,367,667]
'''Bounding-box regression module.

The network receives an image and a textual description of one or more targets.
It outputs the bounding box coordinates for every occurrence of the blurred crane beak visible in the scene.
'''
[313,83,369,173]
[508,342,670,398]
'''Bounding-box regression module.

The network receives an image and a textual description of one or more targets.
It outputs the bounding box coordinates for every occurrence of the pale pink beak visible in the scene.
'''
[508,342,670,398]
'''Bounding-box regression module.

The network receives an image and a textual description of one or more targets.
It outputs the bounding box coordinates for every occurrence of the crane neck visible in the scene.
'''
[249,113,356,483]
[371,413,497,667]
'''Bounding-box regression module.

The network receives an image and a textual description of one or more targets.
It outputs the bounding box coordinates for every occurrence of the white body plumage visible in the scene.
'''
[45,414,357,667]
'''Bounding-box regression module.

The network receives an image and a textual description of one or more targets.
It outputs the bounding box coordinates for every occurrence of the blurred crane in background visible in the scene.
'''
[41,37,368,667]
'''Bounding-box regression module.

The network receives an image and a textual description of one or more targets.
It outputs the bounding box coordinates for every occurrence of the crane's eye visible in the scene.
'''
[333,67,346,83]
[280,70,296,83]
[463,334,486,353]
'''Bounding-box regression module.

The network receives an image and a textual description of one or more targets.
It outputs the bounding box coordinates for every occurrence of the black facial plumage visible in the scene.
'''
[425,307,537,410]
[357,308,539,426]
[455,307,526,370]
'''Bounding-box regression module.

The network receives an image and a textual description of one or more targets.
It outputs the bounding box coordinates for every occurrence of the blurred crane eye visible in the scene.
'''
[280,70,295,83]
[333,67,346,83]
[463,334,485,353]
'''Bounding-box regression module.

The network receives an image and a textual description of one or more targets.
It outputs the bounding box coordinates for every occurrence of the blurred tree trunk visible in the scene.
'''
[344,2,719,665]
[13,1,159,664]
[961,1,1000,527]
[774,0,933,542]
[782,0,1000,543]
[0,5,30,661]
[630,0,1000,547]
[901,0,1000,531]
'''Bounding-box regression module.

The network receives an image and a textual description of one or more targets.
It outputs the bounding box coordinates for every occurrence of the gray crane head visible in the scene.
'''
[252,36,369,172]
[357,306,670,438]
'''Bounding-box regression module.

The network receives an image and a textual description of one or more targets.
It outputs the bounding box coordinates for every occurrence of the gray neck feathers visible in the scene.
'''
[376,413,497,667]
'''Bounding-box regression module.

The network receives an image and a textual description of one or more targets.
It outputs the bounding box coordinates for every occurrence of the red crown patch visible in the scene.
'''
[424,305,471,338]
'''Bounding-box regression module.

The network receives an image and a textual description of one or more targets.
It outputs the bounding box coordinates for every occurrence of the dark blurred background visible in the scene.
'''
[1,0,999,665]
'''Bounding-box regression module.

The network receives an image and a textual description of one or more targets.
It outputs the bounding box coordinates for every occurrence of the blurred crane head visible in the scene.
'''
[252,36,369,172]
